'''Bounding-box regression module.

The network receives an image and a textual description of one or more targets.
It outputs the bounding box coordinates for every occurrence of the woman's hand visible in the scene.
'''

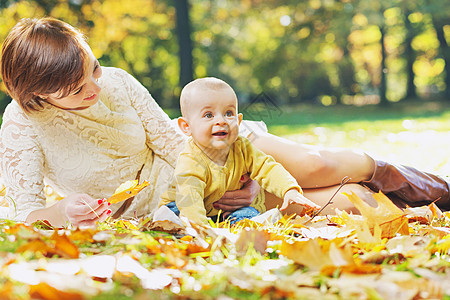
[58,194,112,227]
[213,174,260,216]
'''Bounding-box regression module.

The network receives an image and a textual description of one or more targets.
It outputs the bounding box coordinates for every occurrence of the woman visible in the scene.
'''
[1,17,448,227]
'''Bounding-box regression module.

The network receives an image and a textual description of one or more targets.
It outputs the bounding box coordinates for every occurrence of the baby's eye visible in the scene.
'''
[225,111,234,117]
[204,112,213,118]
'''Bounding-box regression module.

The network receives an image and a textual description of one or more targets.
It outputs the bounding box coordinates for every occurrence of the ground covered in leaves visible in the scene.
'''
[1,191,450,300]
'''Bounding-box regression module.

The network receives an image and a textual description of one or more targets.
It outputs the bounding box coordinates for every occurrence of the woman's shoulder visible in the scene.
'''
[100,66,130,82]
[2,100,31,124]
[99,67,141,93]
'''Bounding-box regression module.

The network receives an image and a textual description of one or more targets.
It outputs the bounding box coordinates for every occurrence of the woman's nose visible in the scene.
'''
[86,77,101,95]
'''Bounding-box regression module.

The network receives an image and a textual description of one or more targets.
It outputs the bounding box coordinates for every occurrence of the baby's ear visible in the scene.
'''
[178,117,191,136]
[238,113,243,125]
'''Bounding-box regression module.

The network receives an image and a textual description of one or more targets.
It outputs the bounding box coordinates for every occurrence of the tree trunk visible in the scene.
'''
[174,0,194,89]
[379,25,389,106]
[403,10,417,100]
[431,19,450,99]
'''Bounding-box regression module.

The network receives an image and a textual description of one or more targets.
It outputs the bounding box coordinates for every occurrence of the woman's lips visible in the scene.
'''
[84,94,97,101]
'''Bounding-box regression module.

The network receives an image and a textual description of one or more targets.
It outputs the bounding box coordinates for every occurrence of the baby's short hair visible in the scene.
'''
[180,77,235,117]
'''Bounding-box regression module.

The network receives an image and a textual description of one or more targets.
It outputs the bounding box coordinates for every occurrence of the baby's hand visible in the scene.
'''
[281,189,320,212]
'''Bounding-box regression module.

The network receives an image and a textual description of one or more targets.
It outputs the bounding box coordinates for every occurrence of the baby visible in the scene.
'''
[159,77,320,224]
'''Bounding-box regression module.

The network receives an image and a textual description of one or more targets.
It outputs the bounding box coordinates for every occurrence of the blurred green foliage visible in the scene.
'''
[0,0,448,111]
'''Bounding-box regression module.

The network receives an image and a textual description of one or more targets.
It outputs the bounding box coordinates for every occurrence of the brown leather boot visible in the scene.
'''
[362,160,450,210]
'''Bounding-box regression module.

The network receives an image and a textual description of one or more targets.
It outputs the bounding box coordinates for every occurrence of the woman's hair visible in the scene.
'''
[0,17,89,112]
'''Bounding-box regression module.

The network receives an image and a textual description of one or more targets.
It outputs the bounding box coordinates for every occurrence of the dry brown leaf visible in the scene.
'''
[418,226,450,239]
[321,263,382,276]
[107,180,149,204]
[405,203,442,224]
[52,231,80,259]
[280,238,353,270]
[144,220,185,235]
[29,282,85,300]
[68,228,96,243]
[344,191,409,238]
[16,239,54,256]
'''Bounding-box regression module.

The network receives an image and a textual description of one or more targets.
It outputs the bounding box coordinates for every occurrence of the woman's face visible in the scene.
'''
[43,45,102,110]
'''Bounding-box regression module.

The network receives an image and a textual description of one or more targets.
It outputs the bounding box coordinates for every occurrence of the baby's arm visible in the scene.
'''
[281,189,320,212]
[170,152,209,224]
[175,174,208,224]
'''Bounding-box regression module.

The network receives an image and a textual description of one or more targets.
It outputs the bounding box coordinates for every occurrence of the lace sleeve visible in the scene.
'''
[121,70,186,168]
[0,105,46,222]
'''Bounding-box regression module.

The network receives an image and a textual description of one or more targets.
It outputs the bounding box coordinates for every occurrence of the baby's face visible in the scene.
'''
[184,87,242,155]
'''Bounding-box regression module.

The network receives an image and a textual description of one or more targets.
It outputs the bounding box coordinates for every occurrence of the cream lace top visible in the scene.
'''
[0,67,186,222]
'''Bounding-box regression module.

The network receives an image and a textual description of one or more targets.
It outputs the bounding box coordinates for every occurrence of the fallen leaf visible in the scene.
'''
[16,239,54,257]
[405,203,441,224]
[29,282,85,300]
[280,238,353,270]
[321,263,382,276]
[144,220,185,235]
[52,232,80,259]
[235,229,269,255]
[344,191,409,238]
[68,228,96,243]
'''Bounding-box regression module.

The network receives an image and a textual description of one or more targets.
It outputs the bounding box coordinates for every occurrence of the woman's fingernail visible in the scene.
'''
[106,209,112,215]
[108,202,111,206]
[240,175,245,181]
[98,199,103,205]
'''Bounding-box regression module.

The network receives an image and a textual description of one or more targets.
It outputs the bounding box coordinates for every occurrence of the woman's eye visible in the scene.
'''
[225,111,234,117]
[94,62,100,73]
[204,112,213,118]
[73,87,83,95]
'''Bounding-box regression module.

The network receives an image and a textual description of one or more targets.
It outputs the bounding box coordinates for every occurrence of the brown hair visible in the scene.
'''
[0,17,89,112]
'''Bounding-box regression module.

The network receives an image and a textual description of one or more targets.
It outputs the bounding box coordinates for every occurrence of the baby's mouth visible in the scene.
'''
[212,131,228,136]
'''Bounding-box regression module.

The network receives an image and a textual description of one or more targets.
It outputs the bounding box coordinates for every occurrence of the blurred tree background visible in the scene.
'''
[0,0,448,112]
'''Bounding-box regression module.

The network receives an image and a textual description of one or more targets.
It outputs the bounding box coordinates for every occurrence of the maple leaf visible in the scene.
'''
[16,239,54,257]
[143,220,185,235]
[29,282,85,300]
[280,238,353,270]
[405,203,442,224]
[235,228,270,255]
[52,231,80,259]
[107,180,149,204]
[344,191,409,238]
[67,228,96,243]
[321,263,382,276]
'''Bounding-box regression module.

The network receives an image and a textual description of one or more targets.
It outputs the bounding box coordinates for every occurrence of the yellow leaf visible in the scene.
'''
[344,191,409,238]
[235,229,269,255]
[29,282,84,300]
[107,180,149,204]
[321,263,382,276]
[280,238,353,270]
[52,232,80,259]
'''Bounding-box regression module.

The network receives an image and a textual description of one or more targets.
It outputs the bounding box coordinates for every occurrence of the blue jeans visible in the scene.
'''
[166,202,260,225]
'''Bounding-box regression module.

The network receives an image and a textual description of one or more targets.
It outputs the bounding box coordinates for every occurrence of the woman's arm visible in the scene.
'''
[26,194,111,227]
[0,107,48,222]
[122,70,186,168]
[213,174,260,212]
[0,106,111,227]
